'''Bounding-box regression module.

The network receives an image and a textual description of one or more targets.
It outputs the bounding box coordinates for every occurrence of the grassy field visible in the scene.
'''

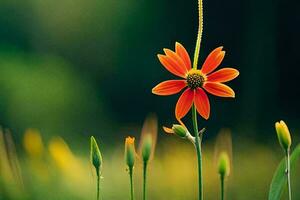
[0,129,299,200]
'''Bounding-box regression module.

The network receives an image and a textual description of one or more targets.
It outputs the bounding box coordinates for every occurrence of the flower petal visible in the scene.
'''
[203,82,235,97]
[164,49,189,75]
[152,80,187,96]
[207,68,239,82]
[163,126,174,134]
[201,47,225,74]
[194,88,210,119]
[175,88,194,119]
[175,42,192,70]
[158,54,187,78]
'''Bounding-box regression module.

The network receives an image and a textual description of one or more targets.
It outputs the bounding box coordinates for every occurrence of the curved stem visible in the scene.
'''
[193,0,204,69]
[143,161,148,200]
[129,167,135,200]
[220,175,225,200]
[285,150,292,200]
[192,105,203,200]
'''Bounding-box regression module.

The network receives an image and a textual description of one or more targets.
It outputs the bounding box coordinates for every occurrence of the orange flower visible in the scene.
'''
[152,42,239,120]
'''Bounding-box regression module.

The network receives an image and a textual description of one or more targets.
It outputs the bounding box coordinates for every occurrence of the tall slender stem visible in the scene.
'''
[220,175,225,200]
[143,161,148,200]
[192,0,204,197]
[96,171,100,200]
[285,150,292,200]
[193,0,204,69]
[192,105,203,200]
[129,167,135,200]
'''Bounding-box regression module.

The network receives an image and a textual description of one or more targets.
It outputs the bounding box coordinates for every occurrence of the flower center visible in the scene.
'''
[186,71,205,89]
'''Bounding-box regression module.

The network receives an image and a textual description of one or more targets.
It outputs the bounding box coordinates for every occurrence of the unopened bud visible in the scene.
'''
[172,124,187,138]
[125,136,136,168]
[275,120,292,151]
[218,152,230,177]
[90,136,103,175]
[163,124,188,138]
[142,134,152,163]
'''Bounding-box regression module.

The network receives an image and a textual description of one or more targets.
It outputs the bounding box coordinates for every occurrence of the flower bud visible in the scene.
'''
[142,134,152,163]
[172,124,187,138]
[163,124,188,138]
[90,136,103,175]
[125,137,136,168]
[218,151,230,177]
[275,120,292,151]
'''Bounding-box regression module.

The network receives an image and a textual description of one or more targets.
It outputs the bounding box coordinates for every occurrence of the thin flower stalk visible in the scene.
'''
[129,167,134,200]
[285,150,292,200]
[141,135,152,200]
[220,175,225,200]
[143,161,148,200]
[192,105,203,200]
[193,0,204,69]
[97,175,100,200]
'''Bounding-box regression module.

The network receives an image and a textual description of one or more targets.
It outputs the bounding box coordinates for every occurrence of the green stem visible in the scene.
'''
[143,161,148,200]
[96,170,100,200]
[193,0,204,69]
[220,175,225,200]
[192,0,204,196]
[285,150,292,200]
[129,167,135,200]
[192,105,203,200]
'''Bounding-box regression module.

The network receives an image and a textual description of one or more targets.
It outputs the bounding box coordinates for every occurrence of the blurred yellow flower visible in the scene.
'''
[48,137,90,197]
[23,129,44,158]
[48,137,78,172]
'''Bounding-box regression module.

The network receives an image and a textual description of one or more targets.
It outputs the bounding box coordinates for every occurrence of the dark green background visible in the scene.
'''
[0,0,299,142]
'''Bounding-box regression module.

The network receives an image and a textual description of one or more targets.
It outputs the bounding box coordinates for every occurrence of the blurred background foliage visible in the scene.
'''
[0,0,299,199]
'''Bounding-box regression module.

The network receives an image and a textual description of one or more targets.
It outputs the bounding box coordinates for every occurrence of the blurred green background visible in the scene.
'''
[0,0,299,199]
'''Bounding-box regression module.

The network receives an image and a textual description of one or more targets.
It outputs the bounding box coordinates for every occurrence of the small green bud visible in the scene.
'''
[218,152,230,177]
[90,136,103,175]
[172,124,187,138]
[275,120,292,151]
[142,134,152,163]
[125,136,136,168]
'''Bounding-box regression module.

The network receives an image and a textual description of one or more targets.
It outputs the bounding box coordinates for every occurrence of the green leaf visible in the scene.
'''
[268,144,300,200]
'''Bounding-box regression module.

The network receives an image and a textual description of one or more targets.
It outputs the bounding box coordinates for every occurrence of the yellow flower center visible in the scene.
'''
[186,70,206,89]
